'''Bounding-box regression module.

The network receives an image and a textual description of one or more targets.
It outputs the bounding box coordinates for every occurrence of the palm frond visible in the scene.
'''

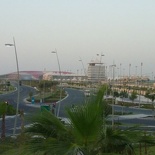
[25,137,84,155]
[66,86,106,147]
[25,109,67,138]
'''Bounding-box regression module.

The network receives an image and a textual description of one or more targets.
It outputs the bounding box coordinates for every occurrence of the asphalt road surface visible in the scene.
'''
[0,86,86,136]
[1,84,155,136]
[0,82,39,136]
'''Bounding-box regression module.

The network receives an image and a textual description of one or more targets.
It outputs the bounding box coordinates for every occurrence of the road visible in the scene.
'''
[114,104,155,115]
[0,86,85,136]
[0,82,39,136]
[58,88,155,131]
[111,104,155,131]
[58,88,85,117]
[0,85,155,136]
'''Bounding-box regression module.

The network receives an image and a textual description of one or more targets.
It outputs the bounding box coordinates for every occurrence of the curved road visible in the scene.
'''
[58,88,85,117]
[0,85,155,136]
[0,86,85,136]
[0,82,39,136]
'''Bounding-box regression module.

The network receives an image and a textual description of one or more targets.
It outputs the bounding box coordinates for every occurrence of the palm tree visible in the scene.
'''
[28,91,33,101]
[99,126,135,154]
[137,131,155,155]
[23,86,105,155]
[129,91,137,103]
[22,86,153,155]
[0,101,15,140]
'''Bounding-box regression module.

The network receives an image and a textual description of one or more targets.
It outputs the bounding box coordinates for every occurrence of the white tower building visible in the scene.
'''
[87,59,106,82]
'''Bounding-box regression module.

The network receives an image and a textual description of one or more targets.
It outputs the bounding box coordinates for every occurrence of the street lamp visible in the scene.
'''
[135,66,138,77]
[129,64,131,79]
[141,63,143,78]
[139,62,143,108]
[97,53,105,83]
[97,53,104,63]
[110,64,116,127]
[51,49,62,117]
[123,68,125,78]
[5,37,20,136]
[120,63,122,86]
[128,64,131,92]
[79,58,87,76]
[117,67,119,79]
[105,66,108,97]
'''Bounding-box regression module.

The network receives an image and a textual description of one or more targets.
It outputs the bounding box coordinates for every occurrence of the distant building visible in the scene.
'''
[43,71,87,82]
[87,59,106,82]
[0,71,44,81]
[0,58,106,83]
[0,71,87,82]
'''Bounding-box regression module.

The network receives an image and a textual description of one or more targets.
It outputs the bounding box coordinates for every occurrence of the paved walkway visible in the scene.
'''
[108,114,153,121]
[117,114,152,120]
[105,95,153,104]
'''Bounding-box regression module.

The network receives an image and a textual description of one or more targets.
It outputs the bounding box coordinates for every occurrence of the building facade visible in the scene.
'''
[87,61,106,82]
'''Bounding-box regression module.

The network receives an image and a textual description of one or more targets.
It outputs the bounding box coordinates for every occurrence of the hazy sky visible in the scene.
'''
[0,0,155,78]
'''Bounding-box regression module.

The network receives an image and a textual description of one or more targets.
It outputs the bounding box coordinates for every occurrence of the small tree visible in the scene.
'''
[149,94,155,103]
[0,101,15,140]
[29,91,33,100]
[129,91,138,103]
[113,91,119,98]
[146,93,155,117]
[145,92,155,103]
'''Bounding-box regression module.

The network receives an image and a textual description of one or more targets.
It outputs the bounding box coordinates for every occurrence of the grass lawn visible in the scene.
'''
[134,145,155,155]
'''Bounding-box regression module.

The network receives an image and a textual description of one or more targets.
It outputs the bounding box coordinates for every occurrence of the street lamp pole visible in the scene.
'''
[51,49,62,117]
[105,66,108,97]
[120,63,122,86]
[5,37,20,136]
[139,62,143,108]
[129,64,131,79]
[110,64,116,127]
[135,66,137,77]
[141,62,143,81]
[128,64,131,91]
[79,58,86,76]
[97,53,104,83]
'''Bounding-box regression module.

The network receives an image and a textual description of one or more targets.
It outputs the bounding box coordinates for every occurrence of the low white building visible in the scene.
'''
[43,71,87,82]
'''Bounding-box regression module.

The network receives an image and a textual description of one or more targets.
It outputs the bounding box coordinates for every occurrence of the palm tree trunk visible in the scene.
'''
[1,114,6,140]
[144,131,147,155]
[139,142,142,155]
[144,142,147,155]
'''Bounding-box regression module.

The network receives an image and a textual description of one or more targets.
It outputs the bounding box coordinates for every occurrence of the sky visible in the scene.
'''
[0,0,155,79]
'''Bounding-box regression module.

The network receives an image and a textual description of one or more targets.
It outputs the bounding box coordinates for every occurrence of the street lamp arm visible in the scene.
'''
[13,38,20,81]
[56,52,61,76]
[79,58,86,76]
[5,44,14,46]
